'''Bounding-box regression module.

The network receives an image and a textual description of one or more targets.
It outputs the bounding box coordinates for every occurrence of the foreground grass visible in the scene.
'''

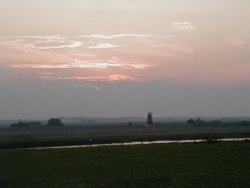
[1,143,250,188]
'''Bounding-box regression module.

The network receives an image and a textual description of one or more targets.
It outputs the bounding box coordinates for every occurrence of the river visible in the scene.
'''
[25,137,250,150]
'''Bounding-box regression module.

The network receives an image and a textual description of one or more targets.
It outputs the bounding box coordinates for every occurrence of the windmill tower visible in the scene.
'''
[146,112,153,126]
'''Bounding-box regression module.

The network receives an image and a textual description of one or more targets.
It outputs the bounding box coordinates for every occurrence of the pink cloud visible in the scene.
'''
[2,33,250,85]
[40,74,136,83]
[89,43,120,49]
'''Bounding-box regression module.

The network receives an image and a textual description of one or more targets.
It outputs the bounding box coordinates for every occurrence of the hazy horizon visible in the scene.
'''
[1,0,250,119]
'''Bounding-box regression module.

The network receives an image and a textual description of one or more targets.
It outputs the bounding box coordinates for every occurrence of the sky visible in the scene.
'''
[0,0,250,119]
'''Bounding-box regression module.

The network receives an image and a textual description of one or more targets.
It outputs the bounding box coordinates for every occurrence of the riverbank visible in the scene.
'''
[23,137,250,150]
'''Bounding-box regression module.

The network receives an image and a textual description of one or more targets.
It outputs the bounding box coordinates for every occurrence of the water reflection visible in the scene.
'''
[27,138,250,150]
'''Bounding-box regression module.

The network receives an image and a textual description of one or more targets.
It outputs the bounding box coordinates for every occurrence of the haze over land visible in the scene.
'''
[0,0,250,119]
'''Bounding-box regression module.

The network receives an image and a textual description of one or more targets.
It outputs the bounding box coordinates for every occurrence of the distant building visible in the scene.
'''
[146,112,153,126]
[11,121,42,128]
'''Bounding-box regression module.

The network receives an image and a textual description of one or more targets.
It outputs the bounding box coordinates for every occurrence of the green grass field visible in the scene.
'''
[1,142,250,188]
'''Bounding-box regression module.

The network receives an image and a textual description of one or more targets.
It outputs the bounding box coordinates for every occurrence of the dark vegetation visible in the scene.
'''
[47,118,65,127]
[1,122,250,149]
[10,121,42,128]
[1,142,250,188]
[10,118,64,128]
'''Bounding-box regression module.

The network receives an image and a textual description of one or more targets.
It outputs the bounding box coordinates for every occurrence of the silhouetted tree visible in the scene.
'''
[187,119,195,124]
[196,118,204,125]
[47,118,64,127]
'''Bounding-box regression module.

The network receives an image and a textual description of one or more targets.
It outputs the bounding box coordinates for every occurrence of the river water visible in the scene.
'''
[26,137,250,150]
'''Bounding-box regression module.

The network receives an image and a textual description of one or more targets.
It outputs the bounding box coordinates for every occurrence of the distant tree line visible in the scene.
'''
[11,118,65,128]
[11,121,42,128]
[186,118,221,126]
[186,118,250,126]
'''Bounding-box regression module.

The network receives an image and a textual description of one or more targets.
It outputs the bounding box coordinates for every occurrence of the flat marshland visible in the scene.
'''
[1,142,250,188]
[1,123,250,149]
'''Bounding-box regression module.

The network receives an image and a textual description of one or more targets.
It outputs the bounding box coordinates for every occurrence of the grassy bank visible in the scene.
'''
[1,142,250,187]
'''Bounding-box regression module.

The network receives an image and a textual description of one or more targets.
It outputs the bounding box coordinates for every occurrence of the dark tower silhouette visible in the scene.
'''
[147,112,153,126]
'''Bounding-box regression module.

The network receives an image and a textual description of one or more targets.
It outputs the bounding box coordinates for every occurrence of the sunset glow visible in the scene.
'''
[0,0,250,118]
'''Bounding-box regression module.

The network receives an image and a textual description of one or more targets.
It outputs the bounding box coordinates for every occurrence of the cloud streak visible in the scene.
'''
[9,59,149,70]
[172,22,196,30]
[0,35,82,49]
[10,61,122,69]
[0,35,65,40]
[76,34,155,39]
[31,41,82,50]
[89,43,120,49]
[40,74,136,82]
